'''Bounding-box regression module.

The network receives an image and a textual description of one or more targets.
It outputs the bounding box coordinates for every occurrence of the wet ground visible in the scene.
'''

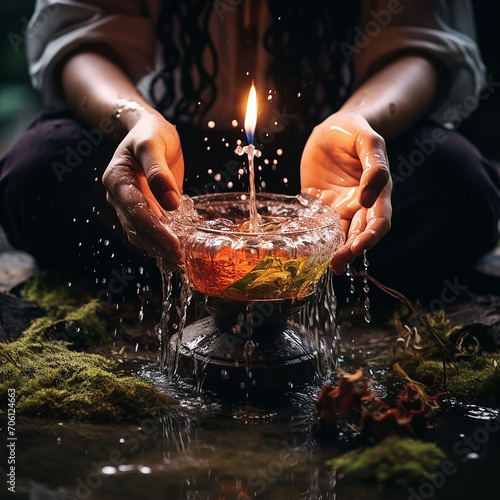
[1,236,500,499]
[2,330,500,500]
[1,265,500,499]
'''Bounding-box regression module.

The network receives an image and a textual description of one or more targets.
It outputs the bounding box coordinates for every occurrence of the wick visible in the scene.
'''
[235,143,262,231]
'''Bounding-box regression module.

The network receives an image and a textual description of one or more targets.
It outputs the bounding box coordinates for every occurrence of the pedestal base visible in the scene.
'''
[170,316,318,394]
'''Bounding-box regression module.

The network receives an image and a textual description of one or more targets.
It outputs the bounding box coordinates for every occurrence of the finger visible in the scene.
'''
[330,210,367,274]
[132,136,184,211]
[356,132,391,208]
[352,182,392,254]
[107,183,183,263]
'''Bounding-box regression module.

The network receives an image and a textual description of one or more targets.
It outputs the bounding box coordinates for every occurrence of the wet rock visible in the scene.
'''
[0,291,45,341]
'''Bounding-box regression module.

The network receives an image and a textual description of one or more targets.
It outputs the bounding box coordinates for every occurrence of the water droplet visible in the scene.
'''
[277,148,283,156]
[232,119,238,127]
[227,181,233,188]
[103,239,109,246]
[244,340,255,356]
[283,177,288,184]
[221,369,229,379]
[207,120,215,129]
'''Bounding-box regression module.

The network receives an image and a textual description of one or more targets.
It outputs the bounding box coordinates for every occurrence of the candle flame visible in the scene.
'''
[244,84,257,144]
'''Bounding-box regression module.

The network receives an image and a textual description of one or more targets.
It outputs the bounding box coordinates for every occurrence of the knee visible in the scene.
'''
[391,123,499,210]
[0,112,114,191]
[389,122,500,254]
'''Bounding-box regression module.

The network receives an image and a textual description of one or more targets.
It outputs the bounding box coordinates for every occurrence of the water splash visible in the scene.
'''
[345,263,355,304]
[363,250,372,324]
[156,263,173,371]
[298,268,340,379]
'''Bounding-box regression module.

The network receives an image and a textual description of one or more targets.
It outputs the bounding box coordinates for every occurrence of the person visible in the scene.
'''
[0,0,498,303]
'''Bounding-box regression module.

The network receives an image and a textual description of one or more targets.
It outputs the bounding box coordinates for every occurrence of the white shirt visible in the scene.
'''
[26,0,486,128]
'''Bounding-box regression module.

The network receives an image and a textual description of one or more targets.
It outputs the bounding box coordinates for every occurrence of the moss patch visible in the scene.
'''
[329,436,445,487]
[0,315,174,422]
[20,271,94,320]
[410,355,500,405]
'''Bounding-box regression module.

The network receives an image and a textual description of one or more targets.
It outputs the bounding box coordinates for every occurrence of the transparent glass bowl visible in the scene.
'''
[165,192,345,301]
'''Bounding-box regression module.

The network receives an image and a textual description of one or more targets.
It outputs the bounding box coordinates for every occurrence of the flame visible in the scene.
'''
[244,84,257,144]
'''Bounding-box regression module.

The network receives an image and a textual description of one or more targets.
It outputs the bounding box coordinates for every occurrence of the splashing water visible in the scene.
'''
[297,268,340,378]
[345,263,355,304]
[362,250,372,323]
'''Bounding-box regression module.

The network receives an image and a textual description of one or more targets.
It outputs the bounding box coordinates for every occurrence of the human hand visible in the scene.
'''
[300,112,392,274]
[102,112,185,269]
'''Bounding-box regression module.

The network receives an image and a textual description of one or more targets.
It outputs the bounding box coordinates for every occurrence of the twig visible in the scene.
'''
[0,351,20,370]
[351,270,448,390]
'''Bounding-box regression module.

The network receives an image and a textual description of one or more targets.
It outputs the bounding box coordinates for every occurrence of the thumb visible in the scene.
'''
[356,132,391,208]
[137,137,183,211]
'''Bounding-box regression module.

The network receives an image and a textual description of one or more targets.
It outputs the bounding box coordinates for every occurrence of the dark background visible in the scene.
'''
[0,2,499,158]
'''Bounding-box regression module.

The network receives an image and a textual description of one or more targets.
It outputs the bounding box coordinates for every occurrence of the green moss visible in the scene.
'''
[0,317,175,422]
[19,272,112,346]
[63,299,111,345]
[411,355,500,405]
[329,437,445,487]
[20,271,93,319]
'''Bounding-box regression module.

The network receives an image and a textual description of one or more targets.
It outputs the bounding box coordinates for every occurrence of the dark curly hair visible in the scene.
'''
[150,0,360,128]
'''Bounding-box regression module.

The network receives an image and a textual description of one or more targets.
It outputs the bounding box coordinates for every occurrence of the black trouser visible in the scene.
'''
[0,111,499,300]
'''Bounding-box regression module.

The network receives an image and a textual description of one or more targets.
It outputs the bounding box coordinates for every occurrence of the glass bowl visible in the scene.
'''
[164,192,345,301]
